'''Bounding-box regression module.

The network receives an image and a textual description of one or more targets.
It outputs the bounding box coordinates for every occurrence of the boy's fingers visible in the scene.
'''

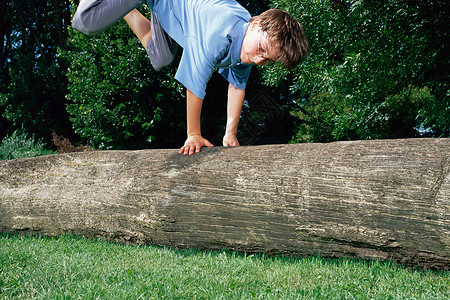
[180,137,214,155]
[182,146,190,156]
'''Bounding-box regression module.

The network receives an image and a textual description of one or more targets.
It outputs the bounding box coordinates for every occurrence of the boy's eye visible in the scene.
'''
[257,37,267,57]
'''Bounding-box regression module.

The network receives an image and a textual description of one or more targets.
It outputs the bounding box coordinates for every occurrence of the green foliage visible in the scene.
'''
[0,0,74,143]
[2,0,448,147]
[63,6,185,149]
[1,234,449,299]
[0,128,55,161]
[267,0,449,143]
[291,85,437,142]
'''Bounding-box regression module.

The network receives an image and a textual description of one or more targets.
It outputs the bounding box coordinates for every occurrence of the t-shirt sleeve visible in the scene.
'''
[218,64,252,90]
[175,37,215,99]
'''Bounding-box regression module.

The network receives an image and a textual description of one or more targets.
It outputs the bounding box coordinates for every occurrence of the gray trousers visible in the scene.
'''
[72,0,178,71]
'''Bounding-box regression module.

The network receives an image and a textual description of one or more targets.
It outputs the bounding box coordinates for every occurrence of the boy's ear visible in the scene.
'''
[250,18,261,30]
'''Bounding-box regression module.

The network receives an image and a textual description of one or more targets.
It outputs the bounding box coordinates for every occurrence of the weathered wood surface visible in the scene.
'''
[1,138,449,268]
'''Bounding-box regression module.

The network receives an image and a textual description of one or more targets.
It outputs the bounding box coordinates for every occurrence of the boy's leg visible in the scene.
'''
[124,9,152,48]
[124,9,178,71]
[72,0,145,35]
[147,12,179,71]
[73,0,178,71]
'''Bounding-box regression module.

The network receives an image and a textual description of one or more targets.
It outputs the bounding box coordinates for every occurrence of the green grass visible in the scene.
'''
[0,234,448,299]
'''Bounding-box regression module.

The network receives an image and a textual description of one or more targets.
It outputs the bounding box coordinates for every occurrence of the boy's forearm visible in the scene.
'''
[226,84,245,135]
[186,89,203,137]
[179,89,214,155]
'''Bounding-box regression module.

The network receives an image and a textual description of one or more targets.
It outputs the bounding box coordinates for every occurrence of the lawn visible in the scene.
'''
[0,234,448,299]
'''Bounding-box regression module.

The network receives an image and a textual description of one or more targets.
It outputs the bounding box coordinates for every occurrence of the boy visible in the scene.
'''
[72,0,308,155]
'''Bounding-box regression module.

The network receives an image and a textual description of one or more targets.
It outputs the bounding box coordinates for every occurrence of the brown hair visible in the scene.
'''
[249,9,309,70]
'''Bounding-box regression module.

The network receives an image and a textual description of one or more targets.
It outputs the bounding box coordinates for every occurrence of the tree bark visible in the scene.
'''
[1,138,449,269]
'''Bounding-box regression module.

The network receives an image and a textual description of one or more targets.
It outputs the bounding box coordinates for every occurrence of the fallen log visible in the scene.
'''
[1,138,449,268]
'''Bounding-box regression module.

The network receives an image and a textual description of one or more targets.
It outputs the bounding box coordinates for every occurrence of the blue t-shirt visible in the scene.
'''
[149,0,252,99]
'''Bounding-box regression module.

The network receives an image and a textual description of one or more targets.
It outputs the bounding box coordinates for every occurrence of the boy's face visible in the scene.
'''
[241,19,280,66]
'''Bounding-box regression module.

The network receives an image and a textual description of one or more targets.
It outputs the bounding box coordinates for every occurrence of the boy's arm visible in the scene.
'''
[223,83,245,146]
[179,89,214,155]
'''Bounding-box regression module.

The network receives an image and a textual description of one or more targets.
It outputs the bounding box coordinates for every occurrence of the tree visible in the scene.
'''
[0,0,74,143]
[265,0,449,142]
[1,138,449,269]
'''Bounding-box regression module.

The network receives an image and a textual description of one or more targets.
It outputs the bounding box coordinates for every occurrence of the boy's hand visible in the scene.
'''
[223,133,240,147]
[179,134,214,155]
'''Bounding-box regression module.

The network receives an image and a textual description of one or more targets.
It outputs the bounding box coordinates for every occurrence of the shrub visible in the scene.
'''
[0,128,55,161]
[266,0,449,142]
[51,132,90,153]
